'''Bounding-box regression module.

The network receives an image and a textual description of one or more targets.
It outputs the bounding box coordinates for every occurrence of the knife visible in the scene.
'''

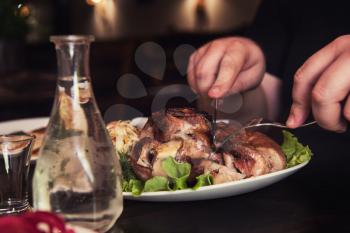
[212,98,218,145]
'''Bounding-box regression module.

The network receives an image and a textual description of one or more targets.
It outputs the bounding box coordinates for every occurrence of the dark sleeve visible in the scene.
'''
[245,0,292,78]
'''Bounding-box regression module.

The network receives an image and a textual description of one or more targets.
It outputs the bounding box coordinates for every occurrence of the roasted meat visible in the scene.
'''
[194,160,245,184]
[139,119,157,140]
[132,108,213,179]
[152,140,183,177]
[178,133,211,159]
[130,137,158,181]
[230,144,269,177]
[112,108,287,185]
[244,131,286,172]
[214,121,243,146]
[215,122,286,177]
[151,108,211,142]
[131,137,210,179]
[208,152,224,165]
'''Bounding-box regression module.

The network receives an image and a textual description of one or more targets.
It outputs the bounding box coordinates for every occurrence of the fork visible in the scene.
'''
[215,120,317,150]
[243,120,317,130]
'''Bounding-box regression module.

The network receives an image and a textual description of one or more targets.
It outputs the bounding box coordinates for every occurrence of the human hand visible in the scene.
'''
[187,37,266,98]
[287,35,350,132]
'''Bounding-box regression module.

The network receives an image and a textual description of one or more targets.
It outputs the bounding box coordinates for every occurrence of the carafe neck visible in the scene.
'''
[51,35,94,81]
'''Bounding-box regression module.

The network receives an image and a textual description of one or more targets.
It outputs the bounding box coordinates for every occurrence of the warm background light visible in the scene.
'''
[86,0,103,6]
[92,0,118,39]
[69,0,261,40]
[19,5,30,17]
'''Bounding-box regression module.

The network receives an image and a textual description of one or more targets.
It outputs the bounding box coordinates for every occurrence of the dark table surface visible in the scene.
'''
[108,126,350,233]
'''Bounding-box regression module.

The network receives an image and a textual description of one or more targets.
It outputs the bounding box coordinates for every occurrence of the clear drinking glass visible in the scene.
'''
[32,35,123,233]
[0,134,34,215]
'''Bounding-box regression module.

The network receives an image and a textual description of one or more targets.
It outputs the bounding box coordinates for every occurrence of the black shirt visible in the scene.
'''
[246,0,350,112]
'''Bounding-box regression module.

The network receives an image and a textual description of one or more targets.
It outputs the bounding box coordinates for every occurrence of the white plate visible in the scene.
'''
[0,117,309,202]
[126,117,309,201]
[123,161,308,201]
[0,117,49,161]
[0,117,49,134]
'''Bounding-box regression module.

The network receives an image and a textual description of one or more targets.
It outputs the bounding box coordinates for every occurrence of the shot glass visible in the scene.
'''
[0,134,34,215]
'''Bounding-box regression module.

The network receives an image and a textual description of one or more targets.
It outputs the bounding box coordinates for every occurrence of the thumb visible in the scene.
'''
[286,102,310,128]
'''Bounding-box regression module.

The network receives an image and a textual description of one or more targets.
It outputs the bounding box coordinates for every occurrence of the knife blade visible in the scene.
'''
[212,98,218,145]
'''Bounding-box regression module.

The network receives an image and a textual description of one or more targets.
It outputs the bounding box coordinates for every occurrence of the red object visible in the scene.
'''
[0,211,75,233]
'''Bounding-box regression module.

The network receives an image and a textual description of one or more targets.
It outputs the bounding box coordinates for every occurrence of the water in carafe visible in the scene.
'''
[32,35,123,233]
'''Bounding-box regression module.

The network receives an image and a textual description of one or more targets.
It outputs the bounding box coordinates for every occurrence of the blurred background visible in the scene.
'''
[0,0,261,122]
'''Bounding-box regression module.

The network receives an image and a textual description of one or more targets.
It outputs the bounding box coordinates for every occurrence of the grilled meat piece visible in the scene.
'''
[214,121,243,147]
[195,160,245,184]
[130,137,158,181]
[133,108,213,179]
[208,152,224,165]
[215,122,286,176]
[131,137,185,179]
[152,108,211,142]
[230,144,269,177]
[139,119,157,140]
[178,133,211,160]
[128,111,286,184]
[222,152,235,169]
[152,140,183,177]
[130,136,210,180]
[244,131,286,172]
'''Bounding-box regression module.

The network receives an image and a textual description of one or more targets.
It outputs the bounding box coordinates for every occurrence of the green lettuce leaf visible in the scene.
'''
[192,173,213,190]
[119,153,144,196]
[144,176,170,192]
[173,176,188,190]
[161,157,191,190]
[129,179,144,196]
[119,152,136,181]
[122,180,129,192]
[281,130,313,168]
[122,179,144,196]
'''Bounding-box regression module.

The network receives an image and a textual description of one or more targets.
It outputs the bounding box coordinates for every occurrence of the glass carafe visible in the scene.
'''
[32,35,123,232]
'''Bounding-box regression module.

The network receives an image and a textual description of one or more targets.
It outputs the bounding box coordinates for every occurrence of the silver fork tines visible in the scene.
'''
[245,120,317,130]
